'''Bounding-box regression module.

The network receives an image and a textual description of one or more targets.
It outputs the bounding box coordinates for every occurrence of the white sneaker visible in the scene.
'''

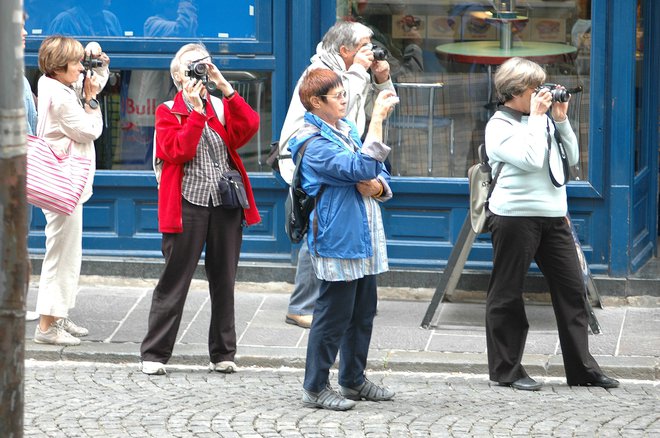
[209,361,238,374]
[141,361,166,375]
[60,318,89,337]
[34,322,81,346]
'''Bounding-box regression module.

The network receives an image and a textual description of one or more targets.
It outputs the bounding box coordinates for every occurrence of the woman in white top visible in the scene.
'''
[34,36,109,346]
[484,57,618,390]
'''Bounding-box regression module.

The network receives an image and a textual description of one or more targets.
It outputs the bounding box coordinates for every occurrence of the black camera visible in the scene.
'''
[82,54,103,71]
[535,83,570,103]
[372,44,389,61]
[185,61,217,91]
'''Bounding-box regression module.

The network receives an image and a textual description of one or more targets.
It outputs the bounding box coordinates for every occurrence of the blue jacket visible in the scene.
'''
[289,112,390,259]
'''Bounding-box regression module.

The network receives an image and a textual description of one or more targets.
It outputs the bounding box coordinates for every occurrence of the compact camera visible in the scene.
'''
[371,44,389,61]
[82,54,103,71]
[185,61,217,91]
[535,83,570,103]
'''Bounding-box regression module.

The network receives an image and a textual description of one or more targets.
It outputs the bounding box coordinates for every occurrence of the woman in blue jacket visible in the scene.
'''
[289,68,399,411]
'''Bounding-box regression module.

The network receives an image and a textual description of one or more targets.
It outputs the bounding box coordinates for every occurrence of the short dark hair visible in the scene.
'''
[298,68,343,111]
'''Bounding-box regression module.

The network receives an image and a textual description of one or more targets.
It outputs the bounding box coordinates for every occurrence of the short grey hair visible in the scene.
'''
[321,21,373,53]
[170,43,209,90]
[493,57,546,103]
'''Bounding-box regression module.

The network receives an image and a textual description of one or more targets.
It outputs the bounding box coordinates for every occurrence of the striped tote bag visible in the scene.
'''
[26,134,91,215]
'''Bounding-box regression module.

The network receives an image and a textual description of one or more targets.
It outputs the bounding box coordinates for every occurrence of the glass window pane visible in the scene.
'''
[27,67,272,172]
[338,0,591,179]
[25,0,256,39]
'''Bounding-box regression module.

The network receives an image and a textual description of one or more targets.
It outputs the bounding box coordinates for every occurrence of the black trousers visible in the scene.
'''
[485,215,603,384]
[140,199,243,364]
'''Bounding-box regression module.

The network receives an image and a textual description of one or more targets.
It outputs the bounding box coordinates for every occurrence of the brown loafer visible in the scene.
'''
[285,314,313,329]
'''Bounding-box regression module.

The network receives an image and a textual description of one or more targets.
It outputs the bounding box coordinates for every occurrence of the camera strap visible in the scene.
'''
[546,116,569,187]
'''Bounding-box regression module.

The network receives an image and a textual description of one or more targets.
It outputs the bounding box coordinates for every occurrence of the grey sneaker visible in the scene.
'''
[302,384,356,411]
[209,361,238,374]
[339,378,395,401]
[34,322,81,346]
[60,318,89,337]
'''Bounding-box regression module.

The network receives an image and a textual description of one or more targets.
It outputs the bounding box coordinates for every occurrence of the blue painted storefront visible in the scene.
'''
[25,0,659,278]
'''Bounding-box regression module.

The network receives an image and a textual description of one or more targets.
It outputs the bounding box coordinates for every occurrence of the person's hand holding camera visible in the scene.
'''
[550,85,569,122]
[530,87,553,117]
[353,44,374,71]
[183,77,206,114]
[205,62,235,98]
[83,71,101,105]
[371,57,391,84]
[84,42,109,67]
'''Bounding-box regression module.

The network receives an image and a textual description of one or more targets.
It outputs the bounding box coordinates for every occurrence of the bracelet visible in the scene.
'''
[373,181,384,198]
[225,91,236,100]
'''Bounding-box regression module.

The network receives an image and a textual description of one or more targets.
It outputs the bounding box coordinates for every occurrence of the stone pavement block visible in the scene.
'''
[434,302,487,327]
[370,325,431,350]
[524,333,559,355]
[617,307,660,356]
[427,331,487,353]
[239,325,306,348]
[376,299,431,327]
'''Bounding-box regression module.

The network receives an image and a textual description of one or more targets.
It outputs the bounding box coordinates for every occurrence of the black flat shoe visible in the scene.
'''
[499,376,542,391]
[572,374,620,389]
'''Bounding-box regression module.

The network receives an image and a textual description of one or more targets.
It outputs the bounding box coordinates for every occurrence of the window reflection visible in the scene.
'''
[338,0,592,179]
[26,68,272,172]
[25,0,256,38]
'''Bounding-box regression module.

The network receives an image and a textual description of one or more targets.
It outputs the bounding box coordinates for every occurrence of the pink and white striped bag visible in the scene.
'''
[26,95,92,216]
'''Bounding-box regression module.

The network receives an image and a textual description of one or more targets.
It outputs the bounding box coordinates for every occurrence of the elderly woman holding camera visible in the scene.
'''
[140,43,260,376]
[484,57,618,391]
[33,36,109,345]
[290,68,398,411]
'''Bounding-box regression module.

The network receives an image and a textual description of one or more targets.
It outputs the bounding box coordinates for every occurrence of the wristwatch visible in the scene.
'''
[86,98,99,109]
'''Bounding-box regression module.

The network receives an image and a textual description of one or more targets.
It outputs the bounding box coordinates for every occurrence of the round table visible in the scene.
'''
[436,41,577,113]
[436,41,577,65]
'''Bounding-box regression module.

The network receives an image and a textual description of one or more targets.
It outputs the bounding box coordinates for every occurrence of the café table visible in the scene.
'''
[436,40,578,108]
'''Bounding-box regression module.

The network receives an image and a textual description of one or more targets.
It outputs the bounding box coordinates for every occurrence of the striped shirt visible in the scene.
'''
[181,103,233,207]
[311,194,389,282]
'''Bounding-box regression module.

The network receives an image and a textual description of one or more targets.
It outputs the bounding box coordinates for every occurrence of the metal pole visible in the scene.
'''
[0,0,29,436]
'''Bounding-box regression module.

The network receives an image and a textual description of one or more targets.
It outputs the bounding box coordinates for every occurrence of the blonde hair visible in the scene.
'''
[38,35,84,77]
[493,57,546,103]
[170,43,210,90]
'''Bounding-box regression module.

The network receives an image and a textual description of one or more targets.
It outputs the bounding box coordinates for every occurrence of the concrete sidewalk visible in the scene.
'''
[24,276,660,381]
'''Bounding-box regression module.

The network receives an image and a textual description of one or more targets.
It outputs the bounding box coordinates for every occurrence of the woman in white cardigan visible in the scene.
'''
[34,36,109,345]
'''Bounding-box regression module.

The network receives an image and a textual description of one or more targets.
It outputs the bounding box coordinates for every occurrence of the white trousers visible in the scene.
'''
[35,204,83,318]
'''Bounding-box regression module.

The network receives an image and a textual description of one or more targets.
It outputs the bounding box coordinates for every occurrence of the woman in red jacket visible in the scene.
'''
[140,43,260,375]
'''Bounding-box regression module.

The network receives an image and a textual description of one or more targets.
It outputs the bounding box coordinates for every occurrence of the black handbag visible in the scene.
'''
[207,142,249,209]
[218,169,249,209]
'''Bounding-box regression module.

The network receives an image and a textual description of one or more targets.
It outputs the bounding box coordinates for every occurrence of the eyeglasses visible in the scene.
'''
[319,90,347,100]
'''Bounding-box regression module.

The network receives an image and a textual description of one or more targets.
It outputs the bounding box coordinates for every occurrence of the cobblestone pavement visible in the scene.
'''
[24,361,659,437]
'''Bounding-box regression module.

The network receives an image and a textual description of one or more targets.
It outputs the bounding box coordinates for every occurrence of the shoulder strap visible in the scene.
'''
[477,143,502,202]
[546,116,569,187]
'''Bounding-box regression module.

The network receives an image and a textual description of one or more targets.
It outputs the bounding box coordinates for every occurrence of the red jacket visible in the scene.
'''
[155,91,261,233]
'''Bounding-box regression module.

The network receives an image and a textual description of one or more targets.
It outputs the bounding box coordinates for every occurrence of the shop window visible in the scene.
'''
[25,0,256,39]
[337,0,592,180]
[26,68,272,172]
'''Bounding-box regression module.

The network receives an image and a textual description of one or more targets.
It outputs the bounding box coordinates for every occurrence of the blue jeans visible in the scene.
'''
[303,275,378,393]
[287,240,322,315]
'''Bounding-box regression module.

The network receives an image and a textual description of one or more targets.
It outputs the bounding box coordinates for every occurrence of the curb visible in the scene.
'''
[25,344,659,381]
